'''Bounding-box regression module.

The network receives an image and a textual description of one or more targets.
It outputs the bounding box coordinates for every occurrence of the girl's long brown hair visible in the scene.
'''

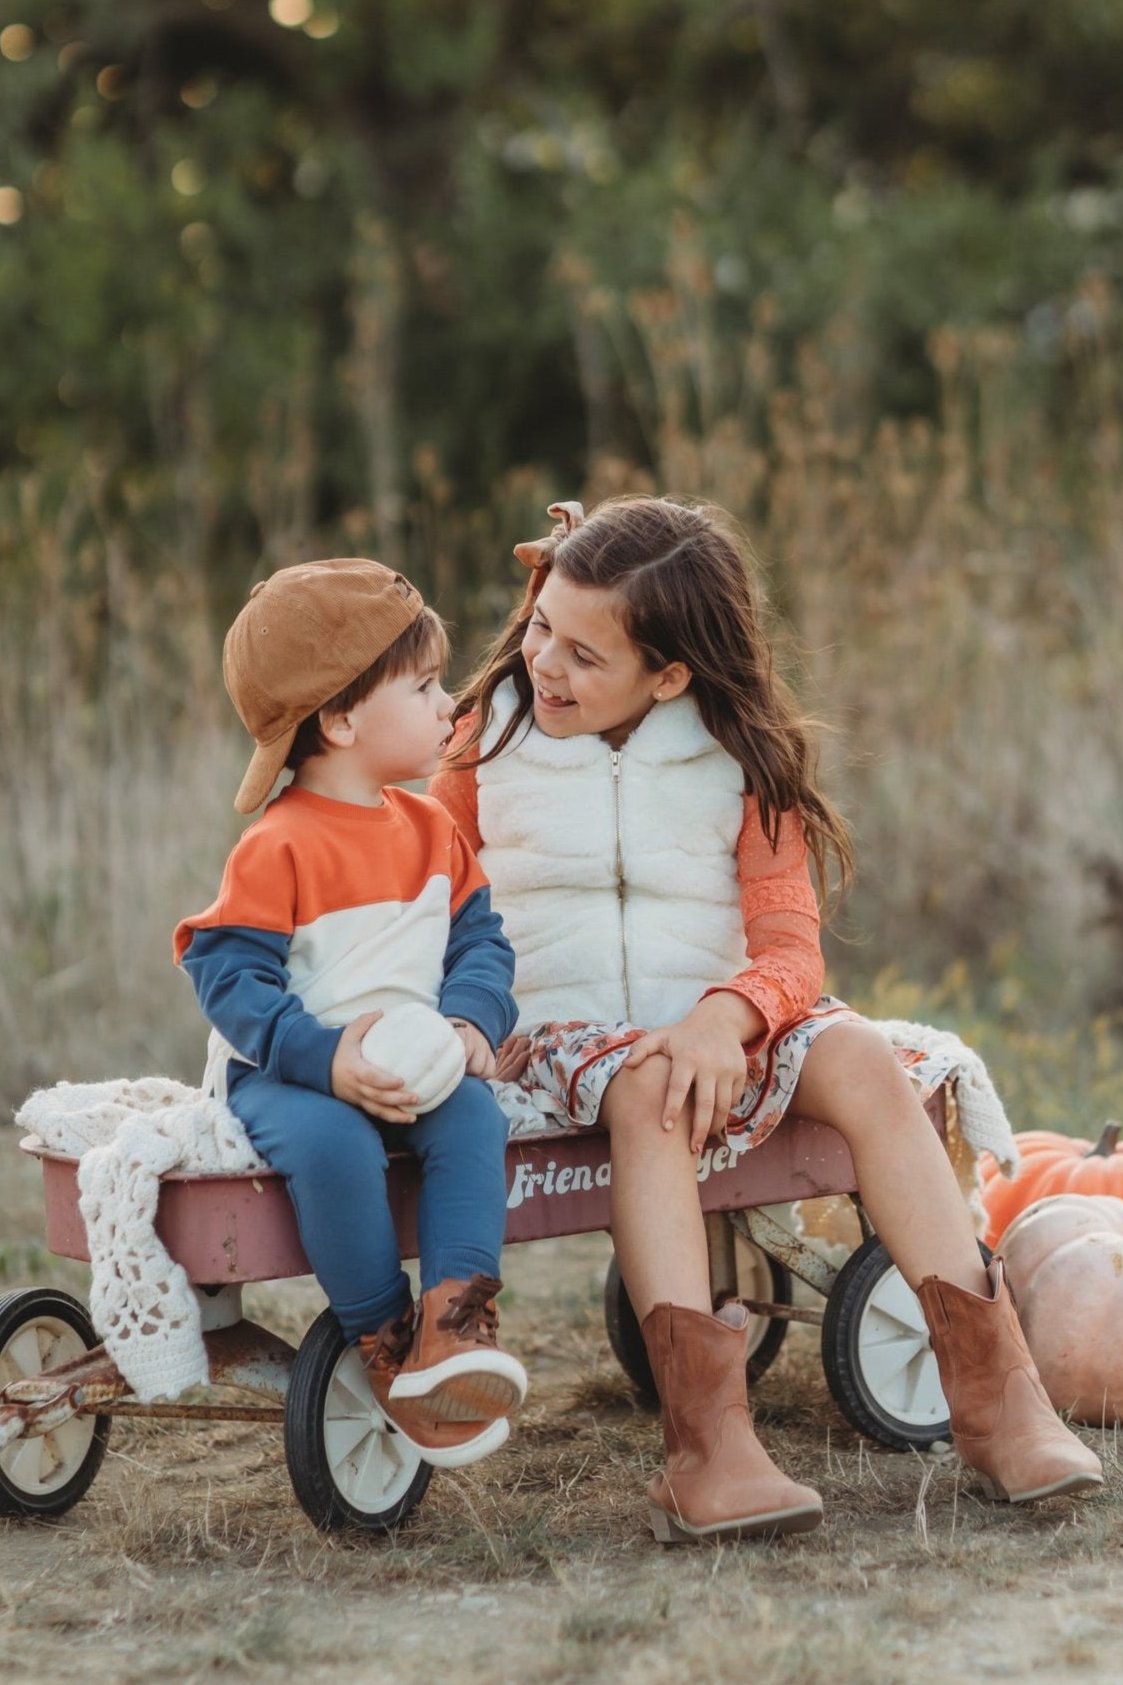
[452,496,853,901]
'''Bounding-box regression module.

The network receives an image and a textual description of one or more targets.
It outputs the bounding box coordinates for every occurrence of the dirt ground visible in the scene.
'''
[2,1130,1121,1685]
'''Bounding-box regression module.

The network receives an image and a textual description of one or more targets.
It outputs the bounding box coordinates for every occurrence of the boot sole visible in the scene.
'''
[390,1354,528,1422]
[648,1500,824,1544]
[976,1469,1104,1504]
[391,1413,510,1470]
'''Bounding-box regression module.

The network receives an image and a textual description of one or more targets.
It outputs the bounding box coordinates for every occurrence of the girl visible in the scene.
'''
[430,497,1102,1543]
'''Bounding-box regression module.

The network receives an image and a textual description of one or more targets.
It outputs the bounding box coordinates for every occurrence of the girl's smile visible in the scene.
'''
[521,573,690,749]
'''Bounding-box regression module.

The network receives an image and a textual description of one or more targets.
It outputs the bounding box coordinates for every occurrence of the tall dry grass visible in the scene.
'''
[3,267,1122,1114]
[561,251,1123,1027]
[0,485,243,1108]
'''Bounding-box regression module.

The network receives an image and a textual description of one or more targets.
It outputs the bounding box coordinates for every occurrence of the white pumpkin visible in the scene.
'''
[999,1192,1123,1424]
[359,1003,466,1113]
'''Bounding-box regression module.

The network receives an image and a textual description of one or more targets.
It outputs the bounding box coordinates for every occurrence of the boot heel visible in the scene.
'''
[974,1471,1009,1502]
[647,1502,692,1545]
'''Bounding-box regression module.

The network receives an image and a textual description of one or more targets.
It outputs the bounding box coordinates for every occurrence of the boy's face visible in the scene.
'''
[337,659,454,789]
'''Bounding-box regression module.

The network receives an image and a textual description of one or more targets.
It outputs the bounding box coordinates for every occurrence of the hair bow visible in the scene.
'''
[513,501,585,611]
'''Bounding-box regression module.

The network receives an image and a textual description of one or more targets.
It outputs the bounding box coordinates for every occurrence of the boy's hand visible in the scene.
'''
[331,1012,419,1124]
[447,1017,497,1080]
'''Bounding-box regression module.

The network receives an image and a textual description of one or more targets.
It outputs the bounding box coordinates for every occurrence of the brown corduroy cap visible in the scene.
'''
[223,557,424,814]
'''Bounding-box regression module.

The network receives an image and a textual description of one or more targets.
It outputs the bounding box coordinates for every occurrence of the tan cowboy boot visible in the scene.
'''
[641,1301,823,1543]
[916,1260,1103,1502]
[360,1304,509,1470]
[388,1275,528,1424]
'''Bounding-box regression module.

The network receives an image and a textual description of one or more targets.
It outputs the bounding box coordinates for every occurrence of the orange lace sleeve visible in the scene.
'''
[702,796,825,1044]
[428,715,482,852]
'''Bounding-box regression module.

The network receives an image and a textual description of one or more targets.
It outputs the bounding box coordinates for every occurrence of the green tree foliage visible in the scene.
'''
[1,0,1121,607]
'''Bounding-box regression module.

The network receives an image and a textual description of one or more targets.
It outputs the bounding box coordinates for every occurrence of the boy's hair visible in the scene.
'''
[451,496,853,901]
[286,607,449,773]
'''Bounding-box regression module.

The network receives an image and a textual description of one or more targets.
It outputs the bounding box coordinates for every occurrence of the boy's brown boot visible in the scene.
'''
[359,1304,509,1470]
[641,1301,823,1543]
[916,1260,1103,1502]
[388,1274,528,1423]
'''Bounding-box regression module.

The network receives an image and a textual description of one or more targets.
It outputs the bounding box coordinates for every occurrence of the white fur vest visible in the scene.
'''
[476,680,748,1030]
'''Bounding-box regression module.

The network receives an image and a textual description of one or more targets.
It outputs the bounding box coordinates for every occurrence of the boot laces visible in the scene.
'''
[437,1274,502,1345]
[362,1304,415,1372]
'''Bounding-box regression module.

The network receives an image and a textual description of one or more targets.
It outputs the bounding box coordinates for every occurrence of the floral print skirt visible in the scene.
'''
[492,996,955,1155]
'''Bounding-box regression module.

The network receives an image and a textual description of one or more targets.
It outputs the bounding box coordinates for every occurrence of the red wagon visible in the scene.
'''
[1,1093,953,1533]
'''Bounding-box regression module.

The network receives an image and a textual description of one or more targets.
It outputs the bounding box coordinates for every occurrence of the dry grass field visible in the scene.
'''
[2,1131,1121,1685]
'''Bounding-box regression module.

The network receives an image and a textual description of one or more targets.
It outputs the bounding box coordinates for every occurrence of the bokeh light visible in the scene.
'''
[181,77,218,110]
[269,0,313,28]
[304,9,339,39]
[0,24,34,61]
[171,160,206,196]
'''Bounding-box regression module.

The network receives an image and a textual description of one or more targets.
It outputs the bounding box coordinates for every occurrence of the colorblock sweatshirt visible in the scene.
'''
[174,784,517,1098]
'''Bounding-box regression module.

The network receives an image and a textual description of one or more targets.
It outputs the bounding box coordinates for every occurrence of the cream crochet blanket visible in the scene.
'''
[872,1018,1018,1175]
[12,1021,1017,1404]
[15,1077,266,1403]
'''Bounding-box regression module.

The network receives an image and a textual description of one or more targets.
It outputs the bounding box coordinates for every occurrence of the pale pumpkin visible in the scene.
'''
[998,1191,1123,1424]
[978,1120,1123,1247]
[359,1003,466,1113]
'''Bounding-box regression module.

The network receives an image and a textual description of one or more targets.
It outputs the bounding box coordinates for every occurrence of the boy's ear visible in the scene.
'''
[318,704,354,748]
[655,661,692,702]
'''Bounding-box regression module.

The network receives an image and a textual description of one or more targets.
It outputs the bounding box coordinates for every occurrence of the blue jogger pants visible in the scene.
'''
[225,1065,510,1341]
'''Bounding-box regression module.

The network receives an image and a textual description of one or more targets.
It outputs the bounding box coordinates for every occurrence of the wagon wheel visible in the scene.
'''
[604,1239,793,1407]
[0,1288,111,1518]
[821,1234,991,1451]
[284,1308,432,1533]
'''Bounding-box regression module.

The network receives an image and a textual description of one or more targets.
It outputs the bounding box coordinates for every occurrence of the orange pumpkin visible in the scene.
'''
[998,1192,1123,1424]
[978,1120,1123,1248]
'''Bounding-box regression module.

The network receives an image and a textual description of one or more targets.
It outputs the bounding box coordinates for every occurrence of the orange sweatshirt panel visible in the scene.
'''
[430,717,483,851]
[174,784,486,963]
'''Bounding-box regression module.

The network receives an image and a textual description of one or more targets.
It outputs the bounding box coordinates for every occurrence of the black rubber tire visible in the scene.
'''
[0,1288,111,1518]
[283,1308,432,1533]
[821,1235,992,1451]
[603,1243,793,1408]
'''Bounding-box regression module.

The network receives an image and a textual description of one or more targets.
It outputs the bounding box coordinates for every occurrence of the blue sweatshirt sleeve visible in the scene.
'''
[180,925,342,1094]
[438,885,518,1051]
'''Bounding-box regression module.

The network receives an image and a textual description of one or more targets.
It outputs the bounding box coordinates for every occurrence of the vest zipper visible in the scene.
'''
[610,750,632,1019]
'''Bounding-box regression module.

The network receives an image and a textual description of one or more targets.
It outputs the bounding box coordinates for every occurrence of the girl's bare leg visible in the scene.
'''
[602,1050,825,1541]
[600,1054,712,1321]
[790,1023,989,1295]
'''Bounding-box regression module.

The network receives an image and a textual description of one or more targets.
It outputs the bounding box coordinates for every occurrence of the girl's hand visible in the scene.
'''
[448,1017,497,1080]
[494,1032,532,1084]
[623,992,764,1154]
[331,1011,419,1124]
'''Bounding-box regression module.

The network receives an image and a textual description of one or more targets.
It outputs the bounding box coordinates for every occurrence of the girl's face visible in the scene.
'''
[521,573,689,750]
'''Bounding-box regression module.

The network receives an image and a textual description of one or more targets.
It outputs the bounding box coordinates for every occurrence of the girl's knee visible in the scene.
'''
[809,1022,910,1086]
[797,1021,924,1137]
[602,1055,682,1142]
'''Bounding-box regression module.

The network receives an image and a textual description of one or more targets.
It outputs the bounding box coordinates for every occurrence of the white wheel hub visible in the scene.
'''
[856,1267,948,1427]
[0,1315,98,1495]
[322,1348,422,1512]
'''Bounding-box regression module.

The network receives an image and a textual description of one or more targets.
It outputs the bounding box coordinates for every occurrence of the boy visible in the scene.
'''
[174,557,527,1468]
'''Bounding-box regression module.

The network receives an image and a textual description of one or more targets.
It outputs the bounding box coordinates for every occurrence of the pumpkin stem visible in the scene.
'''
[1086,1120,1122,1159]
